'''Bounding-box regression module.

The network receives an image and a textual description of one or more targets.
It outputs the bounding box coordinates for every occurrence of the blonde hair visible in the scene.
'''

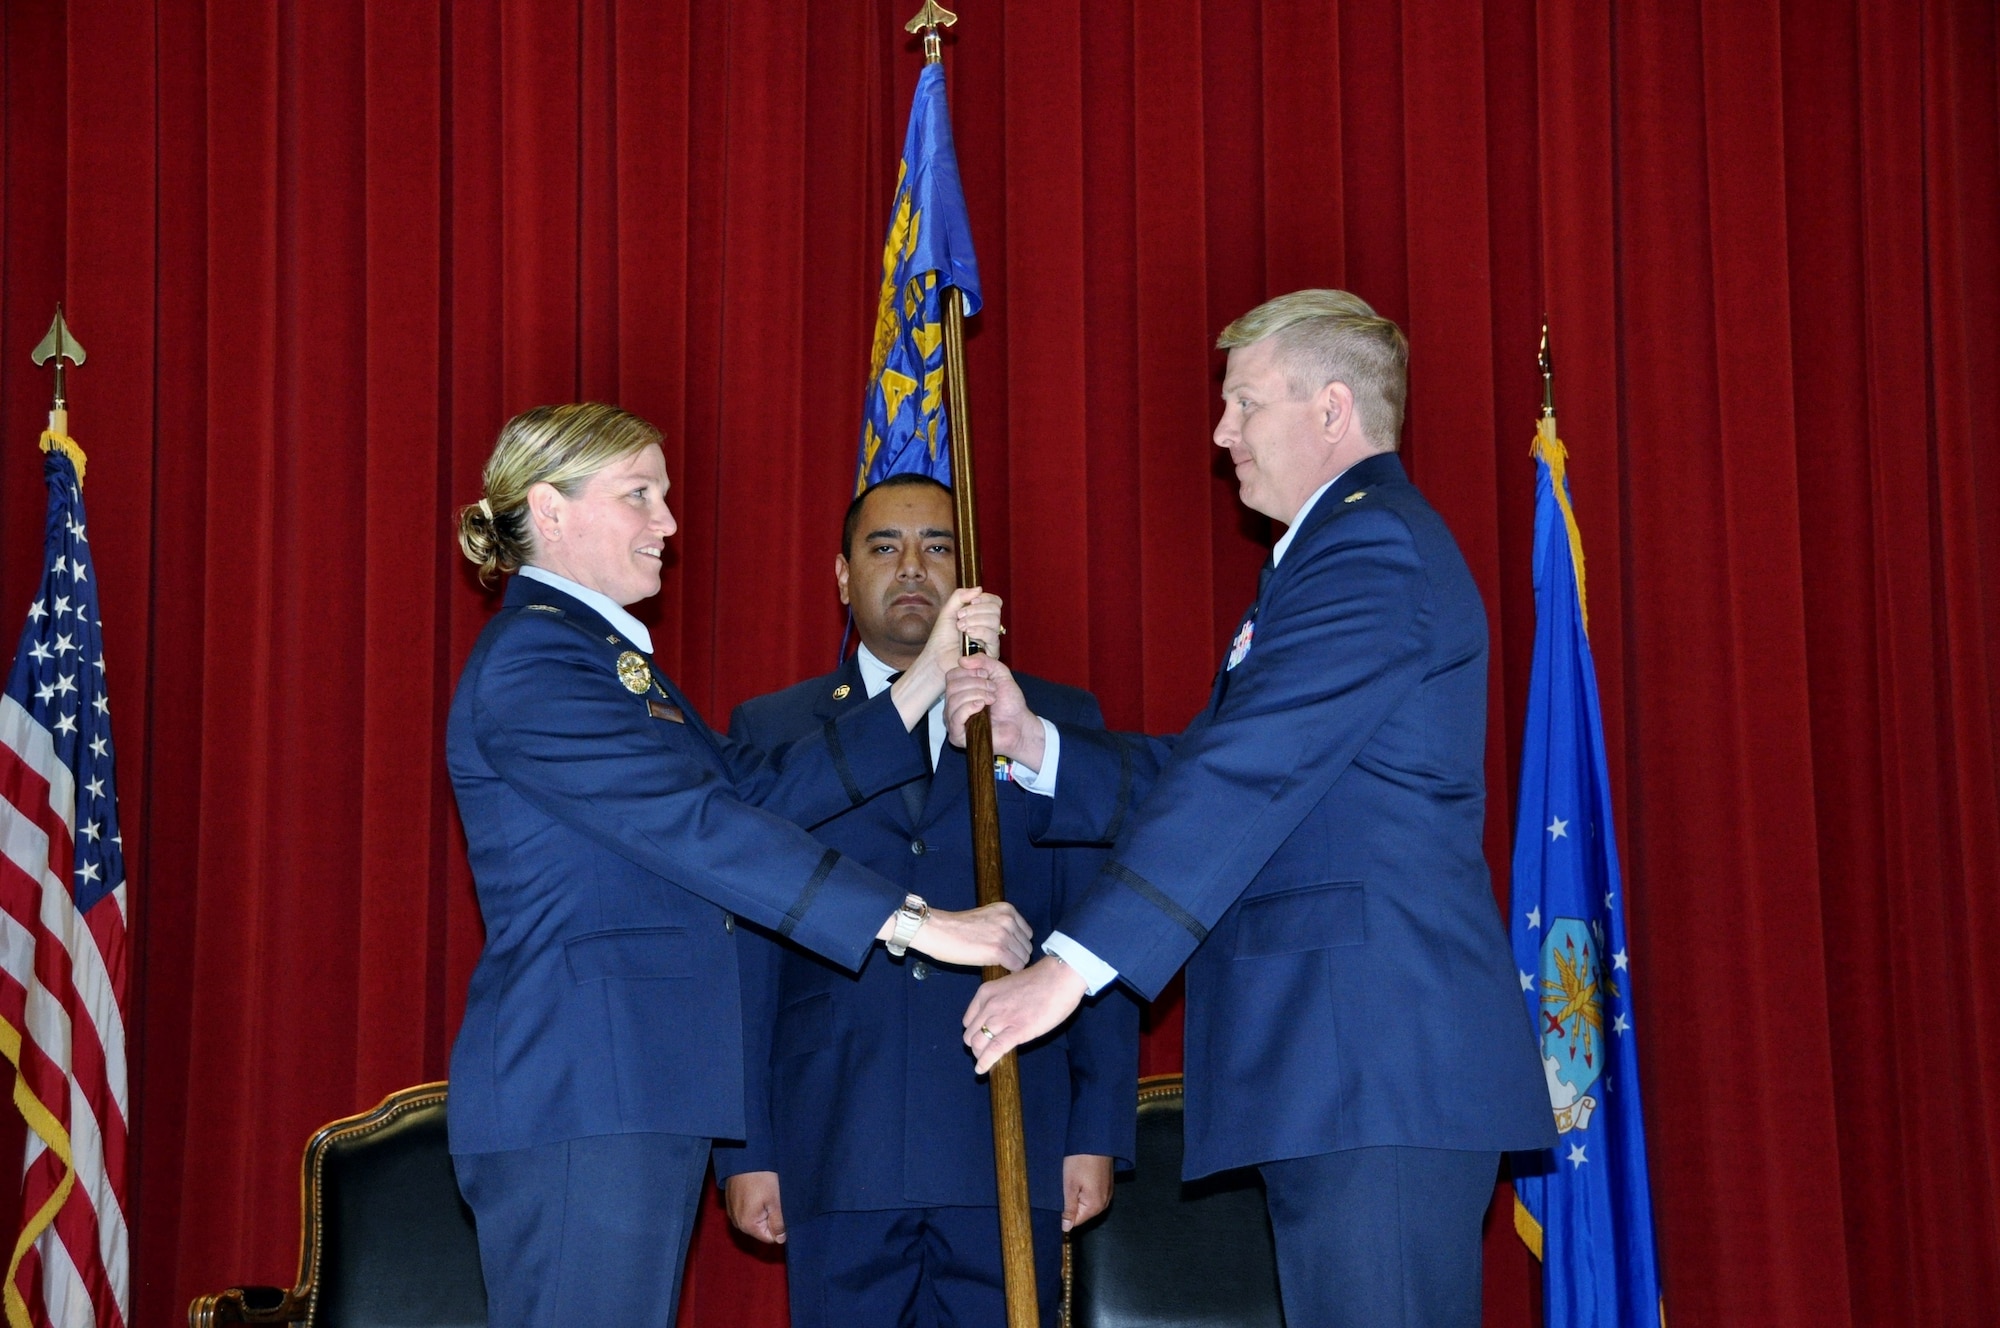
[1217,290,1409,445]
[457,402,665,585]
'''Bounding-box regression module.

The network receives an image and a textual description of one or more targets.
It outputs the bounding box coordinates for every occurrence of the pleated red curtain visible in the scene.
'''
[0,2,1994,1325]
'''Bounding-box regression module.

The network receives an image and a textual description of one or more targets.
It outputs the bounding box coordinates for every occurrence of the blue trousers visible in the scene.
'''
[785,1205,1064,1328]
[1259,1147,1500,1328]
[452,1132,709,1327]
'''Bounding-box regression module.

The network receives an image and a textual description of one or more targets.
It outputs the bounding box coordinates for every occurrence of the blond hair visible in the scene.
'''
[1217,290,1409,445]
[457,402,665,585]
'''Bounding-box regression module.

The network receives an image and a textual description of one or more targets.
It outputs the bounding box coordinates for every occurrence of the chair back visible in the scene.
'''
[1065,1074,1284,1328]
[306,1083,486,1328]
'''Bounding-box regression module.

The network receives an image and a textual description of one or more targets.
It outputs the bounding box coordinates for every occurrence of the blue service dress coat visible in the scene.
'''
[445,577,928,1156]
[1038,452,1556,1180]
[712,660,1139,1217]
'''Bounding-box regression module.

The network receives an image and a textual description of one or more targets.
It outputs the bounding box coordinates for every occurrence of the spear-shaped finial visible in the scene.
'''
[905,0,957,63]
[31,305,87,439]
[1538,319,1556,419]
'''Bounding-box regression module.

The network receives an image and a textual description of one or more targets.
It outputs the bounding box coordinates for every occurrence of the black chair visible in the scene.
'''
[1065,1073,1284,1328]
[189,1082,487,1328]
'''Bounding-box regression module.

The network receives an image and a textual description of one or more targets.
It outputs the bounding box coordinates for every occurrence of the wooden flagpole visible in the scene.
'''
[907,6,1040,1325]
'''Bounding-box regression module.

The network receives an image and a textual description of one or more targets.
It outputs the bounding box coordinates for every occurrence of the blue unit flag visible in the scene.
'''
[853,62,981,494]
[1510,416,1665,1328]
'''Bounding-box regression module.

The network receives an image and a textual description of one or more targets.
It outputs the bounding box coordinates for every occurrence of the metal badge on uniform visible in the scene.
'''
[648,700,685,723]
[615,650,653,695]
[832,684,852,700]
[1226,618,1255,670]
[1344,490,1368,503]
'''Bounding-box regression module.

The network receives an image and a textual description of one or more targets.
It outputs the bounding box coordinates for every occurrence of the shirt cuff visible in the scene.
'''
[1044,931,1117,997]
[1010,718,1061,796]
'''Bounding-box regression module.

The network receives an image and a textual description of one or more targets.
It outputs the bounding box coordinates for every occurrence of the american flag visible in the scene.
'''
[0,443,128,1328]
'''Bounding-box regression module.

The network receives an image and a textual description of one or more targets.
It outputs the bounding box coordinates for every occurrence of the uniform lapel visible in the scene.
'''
[1207,452,1410,715]
[812,655,869,725]
[1261,451,1406,602]
[650,669,729,765]
[1208,559,1273,712]
[814,656,925,828]
[503,576,732,765]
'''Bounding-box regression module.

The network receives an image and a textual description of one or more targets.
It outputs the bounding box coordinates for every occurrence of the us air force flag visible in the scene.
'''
[1510,417,1666,1328]
[853,62,981,494]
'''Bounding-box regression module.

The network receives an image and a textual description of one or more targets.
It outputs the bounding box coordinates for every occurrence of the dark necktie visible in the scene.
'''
[885,671,935,772]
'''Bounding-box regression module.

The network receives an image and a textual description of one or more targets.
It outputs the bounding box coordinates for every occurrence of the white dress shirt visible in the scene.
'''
[519,564,654,653]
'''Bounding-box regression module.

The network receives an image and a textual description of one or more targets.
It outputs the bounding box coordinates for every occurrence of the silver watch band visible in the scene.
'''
[886,893,928,956]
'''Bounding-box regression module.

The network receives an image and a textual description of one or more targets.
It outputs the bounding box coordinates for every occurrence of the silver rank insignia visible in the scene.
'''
[615,650,653,695]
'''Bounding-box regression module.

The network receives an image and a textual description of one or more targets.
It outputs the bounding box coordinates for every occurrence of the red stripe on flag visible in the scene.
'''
[46,1171,123,1328]
[0,859,129,1200]
[0,736,131,1328]
[10,1243,52,1328]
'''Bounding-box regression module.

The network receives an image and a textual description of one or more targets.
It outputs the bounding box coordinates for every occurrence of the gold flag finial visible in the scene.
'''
[905,1,957,63]
[1538,319,1555,419]
[31,304,88,445]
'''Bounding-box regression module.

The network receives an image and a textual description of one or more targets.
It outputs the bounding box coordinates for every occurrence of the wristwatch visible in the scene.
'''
[886,893,930,956]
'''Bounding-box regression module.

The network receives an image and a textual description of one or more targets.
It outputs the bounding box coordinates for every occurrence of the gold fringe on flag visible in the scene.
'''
[38,431,86,487]
[1532,415,1588,634]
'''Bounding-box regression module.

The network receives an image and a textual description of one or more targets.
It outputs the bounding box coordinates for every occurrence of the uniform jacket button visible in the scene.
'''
[723,913,735,933]
[912,960,930,980]
[910,838,927,855]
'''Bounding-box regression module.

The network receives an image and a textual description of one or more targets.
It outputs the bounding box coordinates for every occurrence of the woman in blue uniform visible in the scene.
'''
[446,402,1029,1326]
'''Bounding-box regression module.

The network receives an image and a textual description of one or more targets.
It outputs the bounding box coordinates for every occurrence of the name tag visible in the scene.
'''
[648,700,685,723]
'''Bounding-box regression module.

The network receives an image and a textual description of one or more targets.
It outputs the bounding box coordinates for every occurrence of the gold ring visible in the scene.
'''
[980,1025,998,1040]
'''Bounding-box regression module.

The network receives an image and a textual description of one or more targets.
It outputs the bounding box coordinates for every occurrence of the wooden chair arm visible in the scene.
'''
[187,1284,308,1326]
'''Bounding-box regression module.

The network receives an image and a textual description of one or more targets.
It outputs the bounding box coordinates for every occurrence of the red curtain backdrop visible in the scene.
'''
[0,1,1995,1324]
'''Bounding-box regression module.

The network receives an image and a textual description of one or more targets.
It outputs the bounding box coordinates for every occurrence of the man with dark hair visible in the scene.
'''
[714,475,1138,1328]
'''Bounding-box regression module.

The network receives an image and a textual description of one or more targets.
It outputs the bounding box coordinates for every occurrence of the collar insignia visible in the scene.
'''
[832,683,852,700]
[1344,490,1368,503]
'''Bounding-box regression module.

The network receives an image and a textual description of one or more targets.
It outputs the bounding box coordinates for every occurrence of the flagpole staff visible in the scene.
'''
[906,6,1039,1326]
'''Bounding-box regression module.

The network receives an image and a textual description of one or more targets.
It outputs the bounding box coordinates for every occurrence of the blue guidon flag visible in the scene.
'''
[1509,415,1664,1328]
[852,62,982,495]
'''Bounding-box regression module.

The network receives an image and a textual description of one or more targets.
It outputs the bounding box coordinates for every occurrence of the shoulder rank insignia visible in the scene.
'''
[832,684,852,700]
[615,650,653,695]
[524,603,563,614]
[1344,490,1368,503]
